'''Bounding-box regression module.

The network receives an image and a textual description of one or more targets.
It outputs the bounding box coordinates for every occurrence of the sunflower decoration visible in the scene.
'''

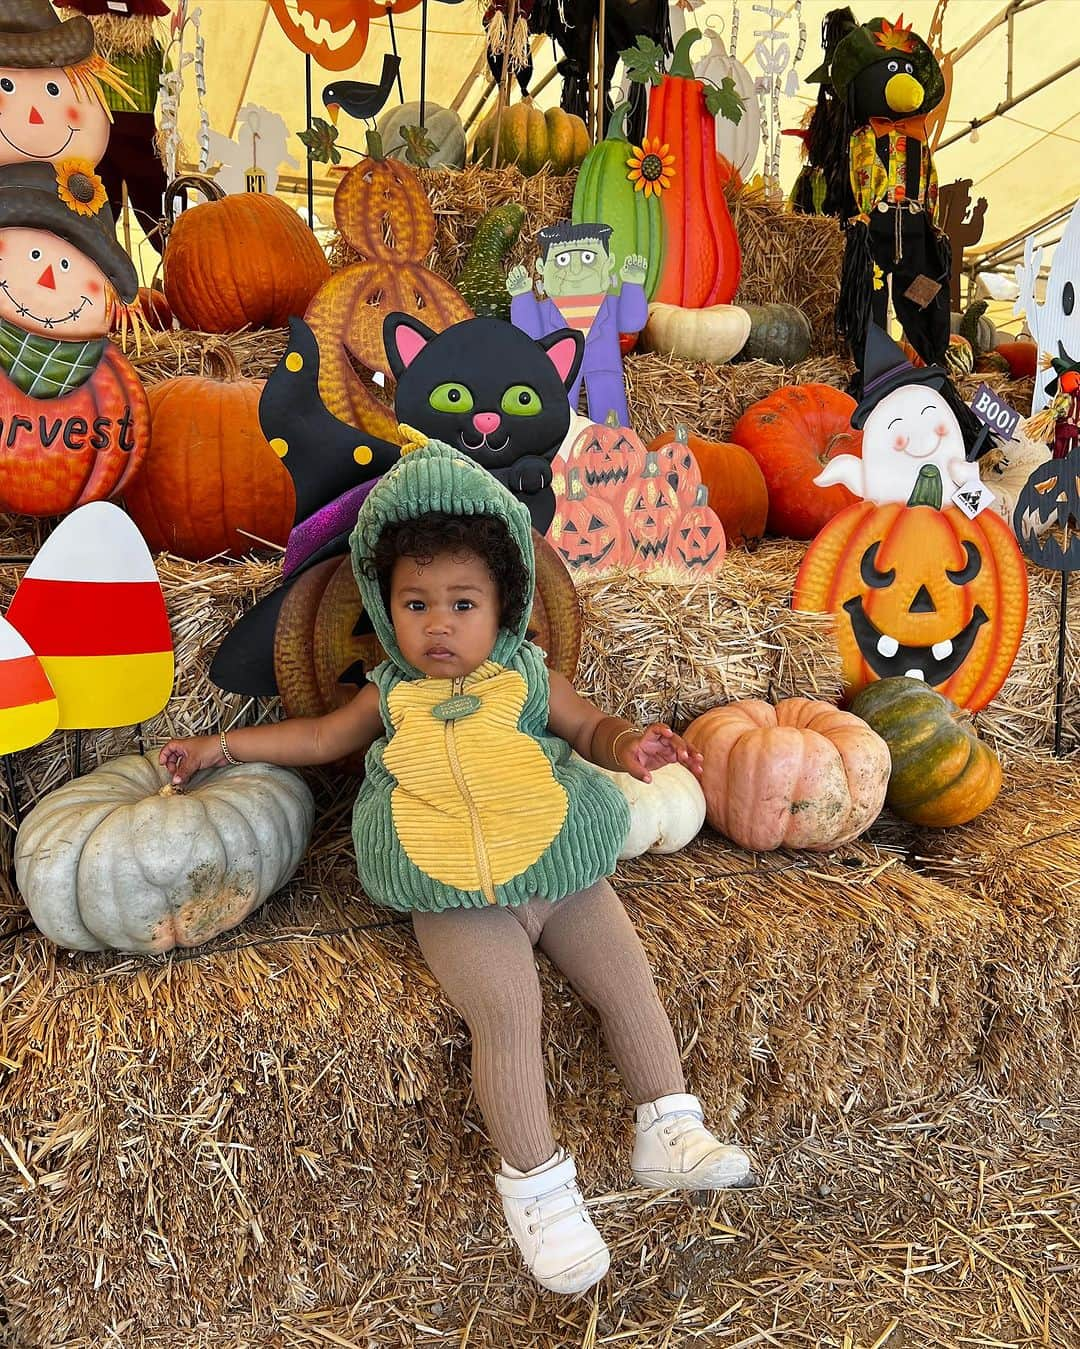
[55,159,109,218]
[626,139,675,198]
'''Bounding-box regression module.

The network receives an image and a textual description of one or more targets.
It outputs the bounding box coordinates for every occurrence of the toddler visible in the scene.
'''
[161,441,752,1295]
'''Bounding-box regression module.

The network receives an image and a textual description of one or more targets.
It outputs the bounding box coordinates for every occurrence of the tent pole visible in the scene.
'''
[385,9,406,103]
[305,53,314,225]
[936,53,1080,150]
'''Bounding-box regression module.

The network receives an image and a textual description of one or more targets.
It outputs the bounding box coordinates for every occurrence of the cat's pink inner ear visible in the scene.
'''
[394,325,429,368]
[545,335,579,383]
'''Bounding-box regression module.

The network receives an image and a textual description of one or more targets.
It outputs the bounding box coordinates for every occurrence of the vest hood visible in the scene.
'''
[349,439,535,679]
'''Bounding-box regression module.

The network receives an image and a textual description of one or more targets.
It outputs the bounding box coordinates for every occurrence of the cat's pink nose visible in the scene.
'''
[472,412,501,435]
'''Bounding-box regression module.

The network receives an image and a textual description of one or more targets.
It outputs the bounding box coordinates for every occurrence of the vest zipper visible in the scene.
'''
[445,677,496,903]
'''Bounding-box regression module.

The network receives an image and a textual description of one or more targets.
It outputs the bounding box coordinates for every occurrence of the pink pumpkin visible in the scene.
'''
[672,485,726,574]
[684,698,890,851]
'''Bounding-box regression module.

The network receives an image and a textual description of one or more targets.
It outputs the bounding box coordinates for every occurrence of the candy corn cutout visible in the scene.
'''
[7,502,173,729]
[0,613,58,753]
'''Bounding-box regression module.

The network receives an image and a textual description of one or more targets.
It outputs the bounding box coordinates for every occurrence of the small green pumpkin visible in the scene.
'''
[378,101,466,168]
[456,203,524,320]
[738,302,812,364]
[572,101,665,300]
[849,676,1002,828]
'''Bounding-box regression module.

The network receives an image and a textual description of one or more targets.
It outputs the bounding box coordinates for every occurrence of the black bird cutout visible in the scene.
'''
[323,54,401,126]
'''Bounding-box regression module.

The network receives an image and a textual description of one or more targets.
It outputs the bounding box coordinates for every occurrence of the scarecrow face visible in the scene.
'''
[1013,448,1080,572]
[0,227,109,339]
[853,55,924,117]
[860,384,965,503]
[0,67,109,167]
[539,239,613,298]
[795,500,1029,711]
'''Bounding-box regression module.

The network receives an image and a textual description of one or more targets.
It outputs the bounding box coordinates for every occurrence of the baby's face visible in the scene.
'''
[390,548,501,679]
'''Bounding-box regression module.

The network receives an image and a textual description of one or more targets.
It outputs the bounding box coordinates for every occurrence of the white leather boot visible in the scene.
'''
[495,1148,610,1294]
[632,1093,754,1190]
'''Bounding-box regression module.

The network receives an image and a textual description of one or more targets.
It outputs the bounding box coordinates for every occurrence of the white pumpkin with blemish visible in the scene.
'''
[582,757,706,859]
[640,303,751,365]
[15,752,315,953]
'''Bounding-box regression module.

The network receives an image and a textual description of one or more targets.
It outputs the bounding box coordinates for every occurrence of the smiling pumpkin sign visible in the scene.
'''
[0,158,148,516]
[794,327,1028,712]
[268,0,422,72]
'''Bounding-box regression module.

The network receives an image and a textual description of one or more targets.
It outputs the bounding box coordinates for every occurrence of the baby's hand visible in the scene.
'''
[618,723,704,784]
[158,734,223,786]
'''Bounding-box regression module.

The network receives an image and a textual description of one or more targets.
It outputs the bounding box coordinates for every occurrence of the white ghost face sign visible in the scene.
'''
[815,383,978,506]
[0,226,111,339]
[0,67,109,168]
[1016,196,1080,414]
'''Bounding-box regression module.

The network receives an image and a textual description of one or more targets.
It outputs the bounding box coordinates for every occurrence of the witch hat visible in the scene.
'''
[209,317,401,696]
[851,324,947,428]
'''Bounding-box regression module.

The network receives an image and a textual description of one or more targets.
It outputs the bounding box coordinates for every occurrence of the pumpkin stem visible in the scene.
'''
[604,101,632,142]
[365,128,386,160]
[159,783,184,797]
[674,423,690,445]
[604,409,621,427]
[201,338,242,384]
[907,464,944,509]
[567,468,587,501]
[669,29,702,78]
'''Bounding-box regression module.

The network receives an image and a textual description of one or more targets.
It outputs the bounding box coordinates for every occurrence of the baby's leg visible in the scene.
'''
[537,878,685,1104]
[412,905,555,1172]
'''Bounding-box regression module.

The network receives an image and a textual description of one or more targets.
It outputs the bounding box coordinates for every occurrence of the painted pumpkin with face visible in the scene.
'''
[794,495,1028,712]
[650,422,701,500]
[672,485,725,574]
[1013,446,1080,572]
[564,414,648,503]
[549,468,626,572]
[624,451,680,568]
[268,0,421,72]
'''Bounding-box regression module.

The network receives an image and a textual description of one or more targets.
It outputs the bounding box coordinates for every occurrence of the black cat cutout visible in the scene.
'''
[385,313,583,535]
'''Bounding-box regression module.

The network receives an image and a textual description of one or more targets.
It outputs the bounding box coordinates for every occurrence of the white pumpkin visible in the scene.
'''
[694,27,762,178]
[15,752,315,953]
[641,303,751,364]
[980,433,1053,537]
[588,758,707,859]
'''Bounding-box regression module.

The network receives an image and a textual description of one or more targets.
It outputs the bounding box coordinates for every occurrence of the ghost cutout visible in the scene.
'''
[816,326,981,506]
[1016,196,1080,414]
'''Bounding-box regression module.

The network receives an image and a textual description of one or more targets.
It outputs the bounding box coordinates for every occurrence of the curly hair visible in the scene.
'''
[364,512,531,632]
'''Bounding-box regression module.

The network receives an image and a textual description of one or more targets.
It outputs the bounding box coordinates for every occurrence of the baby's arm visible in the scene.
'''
[159,685,384,785]
[547,673,702,784]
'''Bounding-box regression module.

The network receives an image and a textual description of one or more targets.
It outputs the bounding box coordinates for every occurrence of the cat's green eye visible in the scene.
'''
[501,384,542,416]
[430,382,474,413]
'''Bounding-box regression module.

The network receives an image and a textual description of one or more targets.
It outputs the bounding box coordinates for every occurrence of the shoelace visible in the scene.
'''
[658,1112,706,1150]
[523,1180,589,1236]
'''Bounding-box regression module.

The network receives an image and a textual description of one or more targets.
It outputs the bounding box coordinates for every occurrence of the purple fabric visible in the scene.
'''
[510,285,647,426]
[283,478,378,577]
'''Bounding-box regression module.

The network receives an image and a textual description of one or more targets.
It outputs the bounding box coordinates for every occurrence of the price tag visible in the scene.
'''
[970,383,1021,440]
[951,479,996,519]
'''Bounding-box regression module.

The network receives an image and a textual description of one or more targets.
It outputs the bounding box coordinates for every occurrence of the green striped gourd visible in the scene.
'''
[572,101,665,300]
[456,203,524,320]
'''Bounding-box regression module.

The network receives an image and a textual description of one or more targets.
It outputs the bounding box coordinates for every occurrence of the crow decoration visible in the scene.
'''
[323,53,401,126]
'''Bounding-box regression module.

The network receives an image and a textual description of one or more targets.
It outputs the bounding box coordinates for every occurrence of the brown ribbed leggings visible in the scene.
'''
[412,877,685,1172]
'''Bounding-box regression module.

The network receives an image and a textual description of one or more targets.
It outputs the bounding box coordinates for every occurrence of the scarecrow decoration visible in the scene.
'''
[794,326,1028,713]
[508,222,647,427]
[793,10,951,385]
[0,158,149,516]
[52,0,169,253]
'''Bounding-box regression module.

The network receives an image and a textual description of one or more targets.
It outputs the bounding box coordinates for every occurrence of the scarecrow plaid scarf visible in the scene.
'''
[0,318,104,399]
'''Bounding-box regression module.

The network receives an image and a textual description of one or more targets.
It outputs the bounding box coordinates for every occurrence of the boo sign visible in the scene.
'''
[971,383,1022,440]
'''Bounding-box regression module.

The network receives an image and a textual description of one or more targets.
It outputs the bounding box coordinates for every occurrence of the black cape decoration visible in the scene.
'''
[209,317,401,696]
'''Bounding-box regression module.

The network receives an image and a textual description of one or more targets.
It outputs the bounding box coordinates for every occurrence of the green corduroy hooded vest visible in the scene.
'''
[348,440,629,913]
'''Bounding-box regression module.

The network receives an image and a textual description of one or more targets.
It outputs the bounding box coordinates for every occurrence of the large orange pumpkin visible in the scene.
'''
[648,424,768,547]
[0,344,149,517]
[124,348,295,561]
[684,697,890,851]
[163,178,331,333]
[731,384,863,539]
[304,153,471,440]
[793,499,1029,712]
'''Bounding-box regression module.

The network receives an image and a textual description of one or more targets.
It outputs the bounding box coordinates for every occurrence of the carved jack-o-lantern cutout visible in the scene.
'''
[268,0,421,72]
[794,497,1029,711]
[624,451,679,567]
[1013,446,1080,572]
[549,468,626,571]
[651,424,701,501]
[673,485,726,573]
[566,414,648,503]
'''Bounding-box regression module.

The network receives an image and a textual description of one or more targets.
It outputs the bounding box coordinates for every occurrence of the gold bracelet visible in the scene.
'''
[220,730,240,766]
[610,726,641,762]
